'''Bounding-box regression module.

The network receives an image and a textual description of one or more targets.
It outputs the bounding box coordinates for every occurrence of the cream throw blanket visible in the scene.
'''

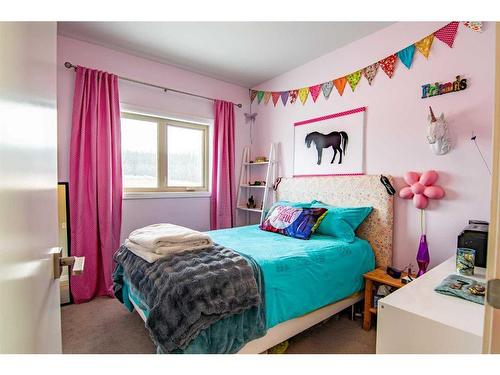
[125,223,213,263]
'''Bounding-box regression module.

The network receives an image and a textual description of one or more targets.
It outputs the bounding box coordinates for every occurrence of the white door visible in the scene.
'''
[0,22,61,353]
[483,22,500,354]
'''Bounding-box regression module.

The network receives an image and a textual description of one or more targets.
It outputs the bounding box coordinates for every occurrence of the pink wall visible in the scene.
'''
[57,36,251,241]
[252,22,495,269]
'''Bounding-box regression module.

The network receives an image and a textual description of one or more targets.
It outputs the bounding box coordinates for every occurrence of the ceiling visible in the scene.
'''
[58,22,393,88]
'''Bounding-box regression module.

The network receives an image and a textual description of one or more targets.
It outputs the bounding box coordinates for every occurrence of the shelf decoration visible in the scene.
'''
[250,22,479,107]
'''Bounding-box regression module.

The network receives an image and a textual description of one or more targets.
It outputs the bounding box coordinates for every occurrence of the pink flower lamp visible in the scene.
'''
[399,170,445,276]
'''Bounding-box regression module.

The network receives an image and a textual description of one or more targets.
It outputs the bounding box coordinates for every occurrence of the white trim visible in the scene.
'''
[123,191,211,200]
[120,102,214,127]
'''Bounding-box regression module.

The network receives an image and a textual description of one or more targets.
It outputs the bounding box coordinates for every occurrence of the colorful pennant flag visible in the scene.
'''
[333,77,347,96]
[271,92,280,107]
[298,87,309,105]
[280,91,289,106]
[264,91,271,105]
[415,34,434,58]
[397,44,415,69]
[256,91,264,104]
[379,54,397,78]
[250,90,257,103]
[363,63,379,85]
[321,81,334,99]
[347,71,362,92]
[434,22,459,48]
[463,21,482,32]
[250,21,475,108]
[309,84,321,103]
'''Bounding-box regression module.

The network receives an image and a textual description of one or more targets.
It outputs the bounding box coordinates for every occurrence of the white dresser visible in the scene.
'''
[376,256,486,354]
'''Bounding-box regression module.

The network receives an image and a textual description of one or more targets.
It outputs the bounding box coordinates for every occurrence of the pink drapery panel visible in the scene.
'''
[69,66,123,303]
[211,100,236,229]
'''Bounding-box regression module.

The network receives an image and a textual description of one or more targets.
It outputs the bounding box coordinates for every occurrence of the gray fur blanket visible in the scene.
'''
[113,244,262,352]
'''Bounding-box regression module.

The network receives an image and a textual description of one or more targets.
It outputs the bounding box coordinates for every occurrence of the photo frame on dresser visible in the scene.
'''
[293,106,366,177]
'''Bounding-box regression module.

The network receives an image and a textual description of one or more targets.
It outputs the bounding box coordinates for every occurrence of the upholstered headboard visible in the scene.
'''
[276,175,394,268]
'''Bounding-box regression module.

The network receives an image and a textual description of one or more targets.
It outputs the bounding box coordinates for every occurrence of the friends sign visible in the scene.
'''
[421,75,467,99]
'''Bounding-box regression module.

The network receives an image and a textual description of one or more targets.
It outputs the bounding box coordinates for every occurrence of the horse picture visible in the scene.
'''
[293,107,365,176]
[305,131,348,165]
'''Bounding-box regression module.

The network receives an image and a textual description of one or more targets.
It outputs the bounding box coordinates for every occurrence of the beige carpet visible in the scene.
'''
[61,297,376,354]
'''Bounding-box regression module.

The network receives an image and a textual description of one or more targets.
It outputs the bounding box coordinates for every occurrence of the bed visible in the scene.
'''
[117,175,394,353]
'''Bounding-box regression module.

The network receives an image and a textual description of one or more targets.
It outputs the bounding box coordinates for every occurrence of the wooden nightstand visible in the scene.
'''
[362,268,412,330]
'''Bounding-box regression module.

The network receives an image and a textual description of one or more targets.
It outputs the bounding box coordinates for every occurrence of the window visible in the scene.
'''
[121,112,209,193]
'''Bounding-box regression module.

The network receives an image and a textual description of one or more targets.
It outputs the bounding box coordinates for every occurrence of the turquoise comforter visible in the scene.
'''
[207,225,375,328]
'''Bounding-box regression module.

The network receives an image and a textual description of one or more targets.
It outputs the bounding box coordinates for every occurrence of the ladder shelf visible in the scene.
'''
[236,144,278,225]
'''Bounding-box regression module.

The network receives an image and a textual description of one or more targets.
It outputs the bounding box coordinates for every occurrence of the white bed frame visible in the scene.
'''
[132,175,394,354]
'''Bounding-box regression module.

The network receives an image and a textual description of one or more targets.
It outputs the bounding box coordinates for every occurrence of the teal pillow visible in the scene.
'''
[310,200,373,242]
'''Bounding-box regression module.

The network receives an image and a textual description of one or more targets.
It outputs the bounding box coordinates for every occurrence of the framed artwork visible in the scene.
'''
[293,106,366,177]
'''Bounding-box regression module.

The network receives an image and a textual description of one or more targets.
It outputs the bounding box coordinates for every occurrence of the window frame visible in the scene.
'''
[121,111,209,194]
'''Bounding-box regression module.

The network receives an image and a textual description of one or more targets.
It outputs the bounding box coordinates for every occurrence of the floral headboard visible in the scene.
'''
[277,175,394,268]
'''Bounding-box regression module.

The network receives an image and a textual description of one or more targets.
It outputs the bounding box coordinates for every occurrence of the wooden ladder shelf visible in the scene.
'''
[236,144,278,224]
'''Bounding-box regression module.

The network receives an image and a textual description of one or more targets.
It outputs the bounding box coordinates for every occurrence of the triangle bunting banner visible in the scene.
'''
[397,44,416,69]
[250,90,257,103]
[249,22,475,108]
[347,71,362,92]
[333,77,347,96]
[298,87,309,105]
[256,91,264,104]
[379,54,397,78]
[415,34,434,58]
[321,81,334,99]
[362,63,379,85]
[309,84,321,103]
[271,92,280,106]
[434,22,459,48]
[280,91,289,106]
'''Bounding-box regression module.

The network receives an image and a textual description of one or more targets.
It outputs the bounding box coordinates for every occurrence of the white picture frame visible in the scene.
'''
[293,107,366,177]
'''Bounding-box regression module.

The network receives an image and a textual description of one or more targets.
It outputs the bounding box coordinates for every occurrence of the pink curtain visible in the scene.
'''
[69,66,123,303]
[211,100,236,229]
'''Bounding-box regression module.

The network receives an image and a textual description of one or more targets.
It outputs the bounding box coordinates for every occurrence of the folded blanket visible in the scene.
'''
[434,274,486,305]
[126,223,213,262]
[113,244,263,353]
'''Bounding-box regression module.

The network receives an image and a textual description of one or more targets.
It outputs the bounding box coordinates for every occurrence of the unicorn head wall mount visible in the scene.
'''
[427,106,451,156]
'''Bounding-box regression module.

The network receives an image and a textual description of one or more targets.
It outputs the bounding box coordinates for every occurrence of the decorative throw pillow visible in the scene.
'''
[259,205,327,240]
[310,200,373,242]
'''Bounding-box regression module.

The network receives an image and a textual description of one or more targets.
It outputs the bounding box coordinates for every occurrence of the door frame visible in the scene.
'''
[482,22,500,354]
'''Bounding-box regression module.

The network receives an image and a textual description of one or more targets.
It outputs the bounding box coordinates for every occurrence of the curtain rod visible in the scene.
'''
[64,62,243,108]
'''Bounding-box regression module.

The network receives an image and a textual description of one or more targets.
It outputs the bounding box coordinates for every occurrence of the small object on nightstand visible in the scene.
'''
[386,266,402,279]
[362,267,415,331]
[254,156,268,163]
